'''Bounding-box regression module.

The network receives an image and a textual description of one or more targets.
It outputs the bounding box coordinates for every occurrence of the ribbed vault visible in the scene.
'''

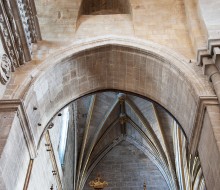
[65,91,205,190]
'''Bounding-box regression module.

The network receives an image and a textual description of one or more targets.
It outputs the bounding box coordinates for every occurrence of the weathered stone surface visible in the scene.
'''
[34,0,211,58]
[0,0,220,189]
[84,141,169,190]
[0,113,30,190]
[18,42,214,147]
[198,0,220,39]
[198,105,220,190]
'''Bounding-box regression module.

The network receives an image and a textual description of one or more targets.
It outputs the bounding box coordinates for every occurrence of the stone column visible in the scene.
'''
[198,105,220,189]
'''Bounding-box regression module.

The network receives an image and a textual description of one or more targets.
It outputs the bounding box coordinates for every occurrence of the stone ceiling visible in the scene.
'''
[72,91,183,189]
[29,1,208,189]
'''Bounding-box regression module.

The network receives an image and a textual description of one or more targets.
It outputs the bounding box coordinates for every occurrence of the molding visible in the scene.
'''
[197,38,220,65]
[152,104,177,187]
[23,159,34,190]
[73,102,78,190]
[78,98,119,189]
[76,95,96,187]
[189,96,219,155]
[173,122,190,190]
[0,99,37,158]
[197,48,210,66]
[207,38,220,55]
[45,131,62,190]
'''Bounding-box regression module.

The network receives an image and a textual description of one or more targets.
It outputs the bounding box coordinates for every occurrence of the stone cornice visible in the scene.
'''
[0,99,37,158]
[207,38,220,55]
[197,38,220,66]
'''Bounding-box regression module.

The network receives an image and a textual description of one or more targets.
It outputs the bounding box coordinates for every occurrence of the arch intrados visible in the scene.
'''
[20,36,214,151]
[22,36,210,97]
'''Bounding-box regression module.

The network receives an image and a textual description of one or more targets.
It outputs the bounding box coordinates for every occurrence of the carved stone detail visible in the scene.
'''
[3,0,25,65]
[0,53,11,84]
[25,0,37,43]
[0,2,19,69]
[17,0,32,54]
[0,0,41,85]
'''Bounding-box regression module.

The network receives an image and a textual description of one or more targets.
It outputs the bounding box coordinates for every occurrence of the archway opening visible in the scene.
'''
[25,42,209,150]
[30,90,206,190]
[11,37,210,190]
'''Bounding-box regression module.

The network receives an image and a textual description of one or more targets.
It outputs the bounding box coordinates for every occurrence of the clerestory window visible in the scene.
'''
[58,107,70,166]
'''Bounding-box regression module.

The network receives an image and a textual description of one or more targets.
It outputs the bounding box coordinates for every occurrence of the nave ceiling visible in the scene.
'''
[64,91,205,190]
[0,0,219,189]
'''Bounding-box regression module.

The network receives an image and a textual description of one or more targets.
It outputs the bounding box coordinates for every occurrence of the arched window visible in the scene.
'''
[58,107,70,166]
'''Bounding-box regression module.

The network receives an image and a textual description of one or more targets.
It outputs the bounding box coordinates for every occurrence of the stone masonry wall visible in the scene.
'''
[28,137,58,190]
[0,112,30,190]
[28,106,74,189]
[83,141,169,190]
[27,111,64,190]
[198,105,220,190]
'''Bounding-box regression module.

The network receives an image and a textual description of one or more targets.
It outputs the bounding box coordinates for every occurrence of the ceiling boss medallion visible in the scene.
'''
[89,174,108,190]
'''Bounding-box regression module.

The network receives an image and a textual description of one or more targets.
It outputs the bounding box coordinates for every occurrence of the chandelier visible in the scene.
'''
[143,181,147,190]
[89,174,108,190]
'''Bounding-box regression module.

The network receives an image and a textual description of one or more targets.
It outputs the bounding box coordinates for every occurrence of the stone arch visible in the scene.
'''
[16,36,214,155]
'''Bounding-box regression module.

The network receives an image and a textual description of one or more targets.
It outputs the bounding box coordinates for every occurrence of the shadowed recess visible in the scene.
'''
[79,0,131,15]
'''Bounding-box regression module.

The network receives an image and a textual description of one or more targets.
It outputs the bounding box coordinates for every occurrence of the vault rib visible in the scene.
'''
[77,98,120,190]
[118,93,126,135]
[80,135,124,190]
[73,102,78,190]
[127,117,161,157]
[76,95,96,187]
[173,120,190,190]
[93,117,120,150]
[152,103,177,188]
[125,98,167,161]
[125,135,174,186]
[127,117,177,190]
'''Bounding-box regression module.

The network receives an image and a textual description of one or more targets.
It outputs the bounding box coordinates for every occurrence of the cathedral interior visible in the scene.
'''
[0,0,220,189]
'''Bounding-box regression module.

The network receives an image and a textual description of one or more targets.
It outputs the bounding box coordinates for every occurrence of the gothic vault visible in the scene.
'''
[0,0,220,190]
